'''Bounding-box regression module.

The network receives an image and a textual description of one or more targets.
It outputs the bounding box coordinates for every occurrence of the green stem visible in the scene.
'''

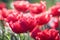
[20,33,26,40]
[0,20,5,40]
[11,34,18,40]
[27,32,30,40]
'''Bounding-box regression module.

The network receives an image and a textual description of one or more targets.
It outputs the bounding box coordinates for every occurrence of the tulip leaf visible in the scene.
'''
[11,34,18,40]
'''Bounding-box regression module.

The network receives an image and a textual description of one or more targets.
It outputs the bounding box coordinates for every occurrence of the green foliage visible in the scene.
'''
[46,0,56,9]
[28,0,40,3]
[2,0,13,3]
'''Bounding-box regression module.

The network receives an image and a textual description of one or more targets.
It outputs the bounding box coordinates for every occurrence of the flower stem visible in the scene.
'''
[0,20,5,40]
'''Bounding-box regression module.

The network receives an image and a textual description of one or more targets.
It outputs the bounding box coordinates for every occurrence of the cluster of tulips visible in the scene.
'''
[0,0,60,40]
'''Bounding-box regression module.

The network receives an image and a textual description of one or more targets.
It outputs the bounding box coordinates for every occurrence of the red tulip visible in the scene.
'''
[50,5,60,16]
[0,10,3,20]
[9,21,26,33]
[29,1,46,14]
[9,13,37,33]
[36,29,59,40]
[6,10,19,22]
[48,17,58,29]
[1,8,8,18]
[0,2,6,9]
[20,13,37,32]
[35,12,51,25]
[30,26,41,39]
[13,1,30,12]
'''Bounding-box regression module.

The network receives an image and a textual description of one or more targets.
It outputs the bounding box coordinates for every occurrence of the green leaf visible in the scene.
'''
[28,0,40,3]
[11,34,18,40]
[2,0,13,3]
[56,0,60,2]
[19,33,25,40]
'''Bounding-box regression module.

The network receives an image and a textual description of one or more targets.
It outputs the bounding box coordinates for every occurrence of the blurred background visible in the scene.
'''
[0,0,60,9]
